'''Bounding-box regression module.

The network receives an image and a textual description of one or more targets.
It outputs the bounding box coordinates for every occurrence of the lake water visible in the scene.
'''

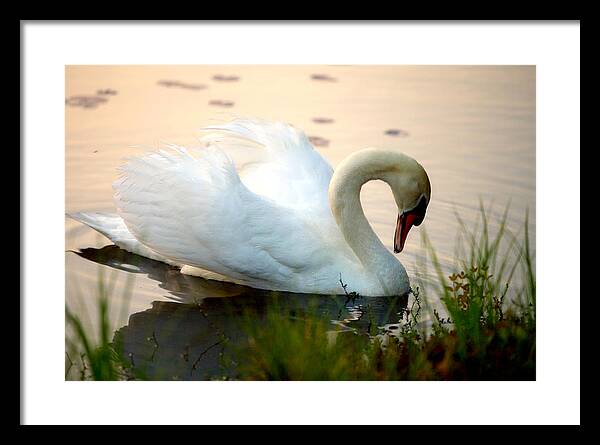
[65,65,535,379]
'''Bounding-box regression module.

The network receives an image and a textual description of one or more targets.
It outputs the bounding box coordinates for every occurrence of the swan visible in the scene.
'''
[69,118,431,297]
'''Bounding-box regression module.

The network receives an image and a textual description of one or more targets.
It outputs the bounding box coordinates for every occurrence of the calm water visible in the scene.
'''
[65,65,535,379]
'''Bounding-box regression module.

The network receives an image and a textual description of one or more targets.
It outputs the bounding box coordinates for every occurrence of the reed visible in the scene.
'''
[65,266,138,380]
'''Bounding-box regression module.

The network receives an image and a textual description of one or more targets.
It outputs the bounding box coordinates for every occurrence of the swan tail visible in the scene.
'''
[67,212,180,266]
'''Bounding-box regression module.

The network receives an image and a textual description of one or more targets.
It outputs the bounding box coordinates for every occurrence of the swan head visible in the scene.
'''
[370,150,431,253]
[330,147,431,255]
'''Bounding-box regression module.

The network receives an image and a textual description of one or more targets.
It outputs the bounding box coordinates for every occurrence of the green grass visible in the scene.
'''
[65,266,140,380]
[65,204,535,381]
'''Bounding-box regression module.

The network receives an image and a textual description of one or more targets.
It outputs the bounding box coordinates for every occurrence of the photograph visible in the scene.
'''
[64,64,536,381]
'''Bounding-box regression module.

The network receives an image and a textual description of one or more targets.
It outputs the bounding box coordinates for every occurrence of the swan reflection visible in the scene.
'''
[74,245,409,380]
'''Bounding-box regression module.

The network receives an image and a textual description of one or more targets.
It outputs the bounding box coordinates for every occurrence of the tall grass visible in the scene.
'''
[65,266,137,380]
[417,203,535,359]
[65,205,535,381]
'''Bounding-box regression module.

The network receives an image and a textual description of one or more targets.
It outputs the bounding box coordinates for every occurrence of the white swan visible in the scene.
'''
[69,118,431,296]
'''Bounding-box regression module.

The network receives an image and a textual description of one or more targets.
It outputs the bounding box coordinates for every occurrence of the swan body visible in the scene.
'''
[70,118,431,296]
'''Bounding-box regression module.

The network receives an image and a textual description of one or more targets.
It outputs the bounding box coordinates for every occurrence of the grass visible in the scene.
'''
[65,204,535,381]
[65,264,140,380]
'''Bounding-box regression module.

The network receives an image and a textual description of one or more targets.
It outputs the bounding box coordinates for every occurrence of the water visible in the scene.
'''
[65,65,535,379]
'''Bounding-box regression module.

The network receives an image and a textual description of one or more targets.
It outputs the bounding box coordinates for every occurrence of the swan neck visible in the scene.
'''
[329,152,404,293]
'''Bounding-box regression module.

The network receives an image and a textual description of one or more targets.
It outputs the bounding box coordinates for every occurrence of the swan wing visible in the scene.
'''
[199,118,334,218]
[113,144,332,289]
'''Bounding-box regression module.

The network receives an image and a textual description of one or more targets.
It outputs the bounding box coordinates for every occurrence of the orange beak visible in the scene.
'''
[393,198,428,253]
[394,212,419,253]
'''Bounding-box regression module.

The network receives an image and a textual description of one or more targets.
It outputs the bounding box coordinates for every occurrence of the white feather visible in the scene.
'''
[70,118,431,296]
[110,119,353,292]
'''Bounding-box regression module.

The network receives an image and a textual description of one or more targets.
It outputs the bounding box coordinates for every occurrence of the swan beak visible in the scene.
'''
[394,212,419,253]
